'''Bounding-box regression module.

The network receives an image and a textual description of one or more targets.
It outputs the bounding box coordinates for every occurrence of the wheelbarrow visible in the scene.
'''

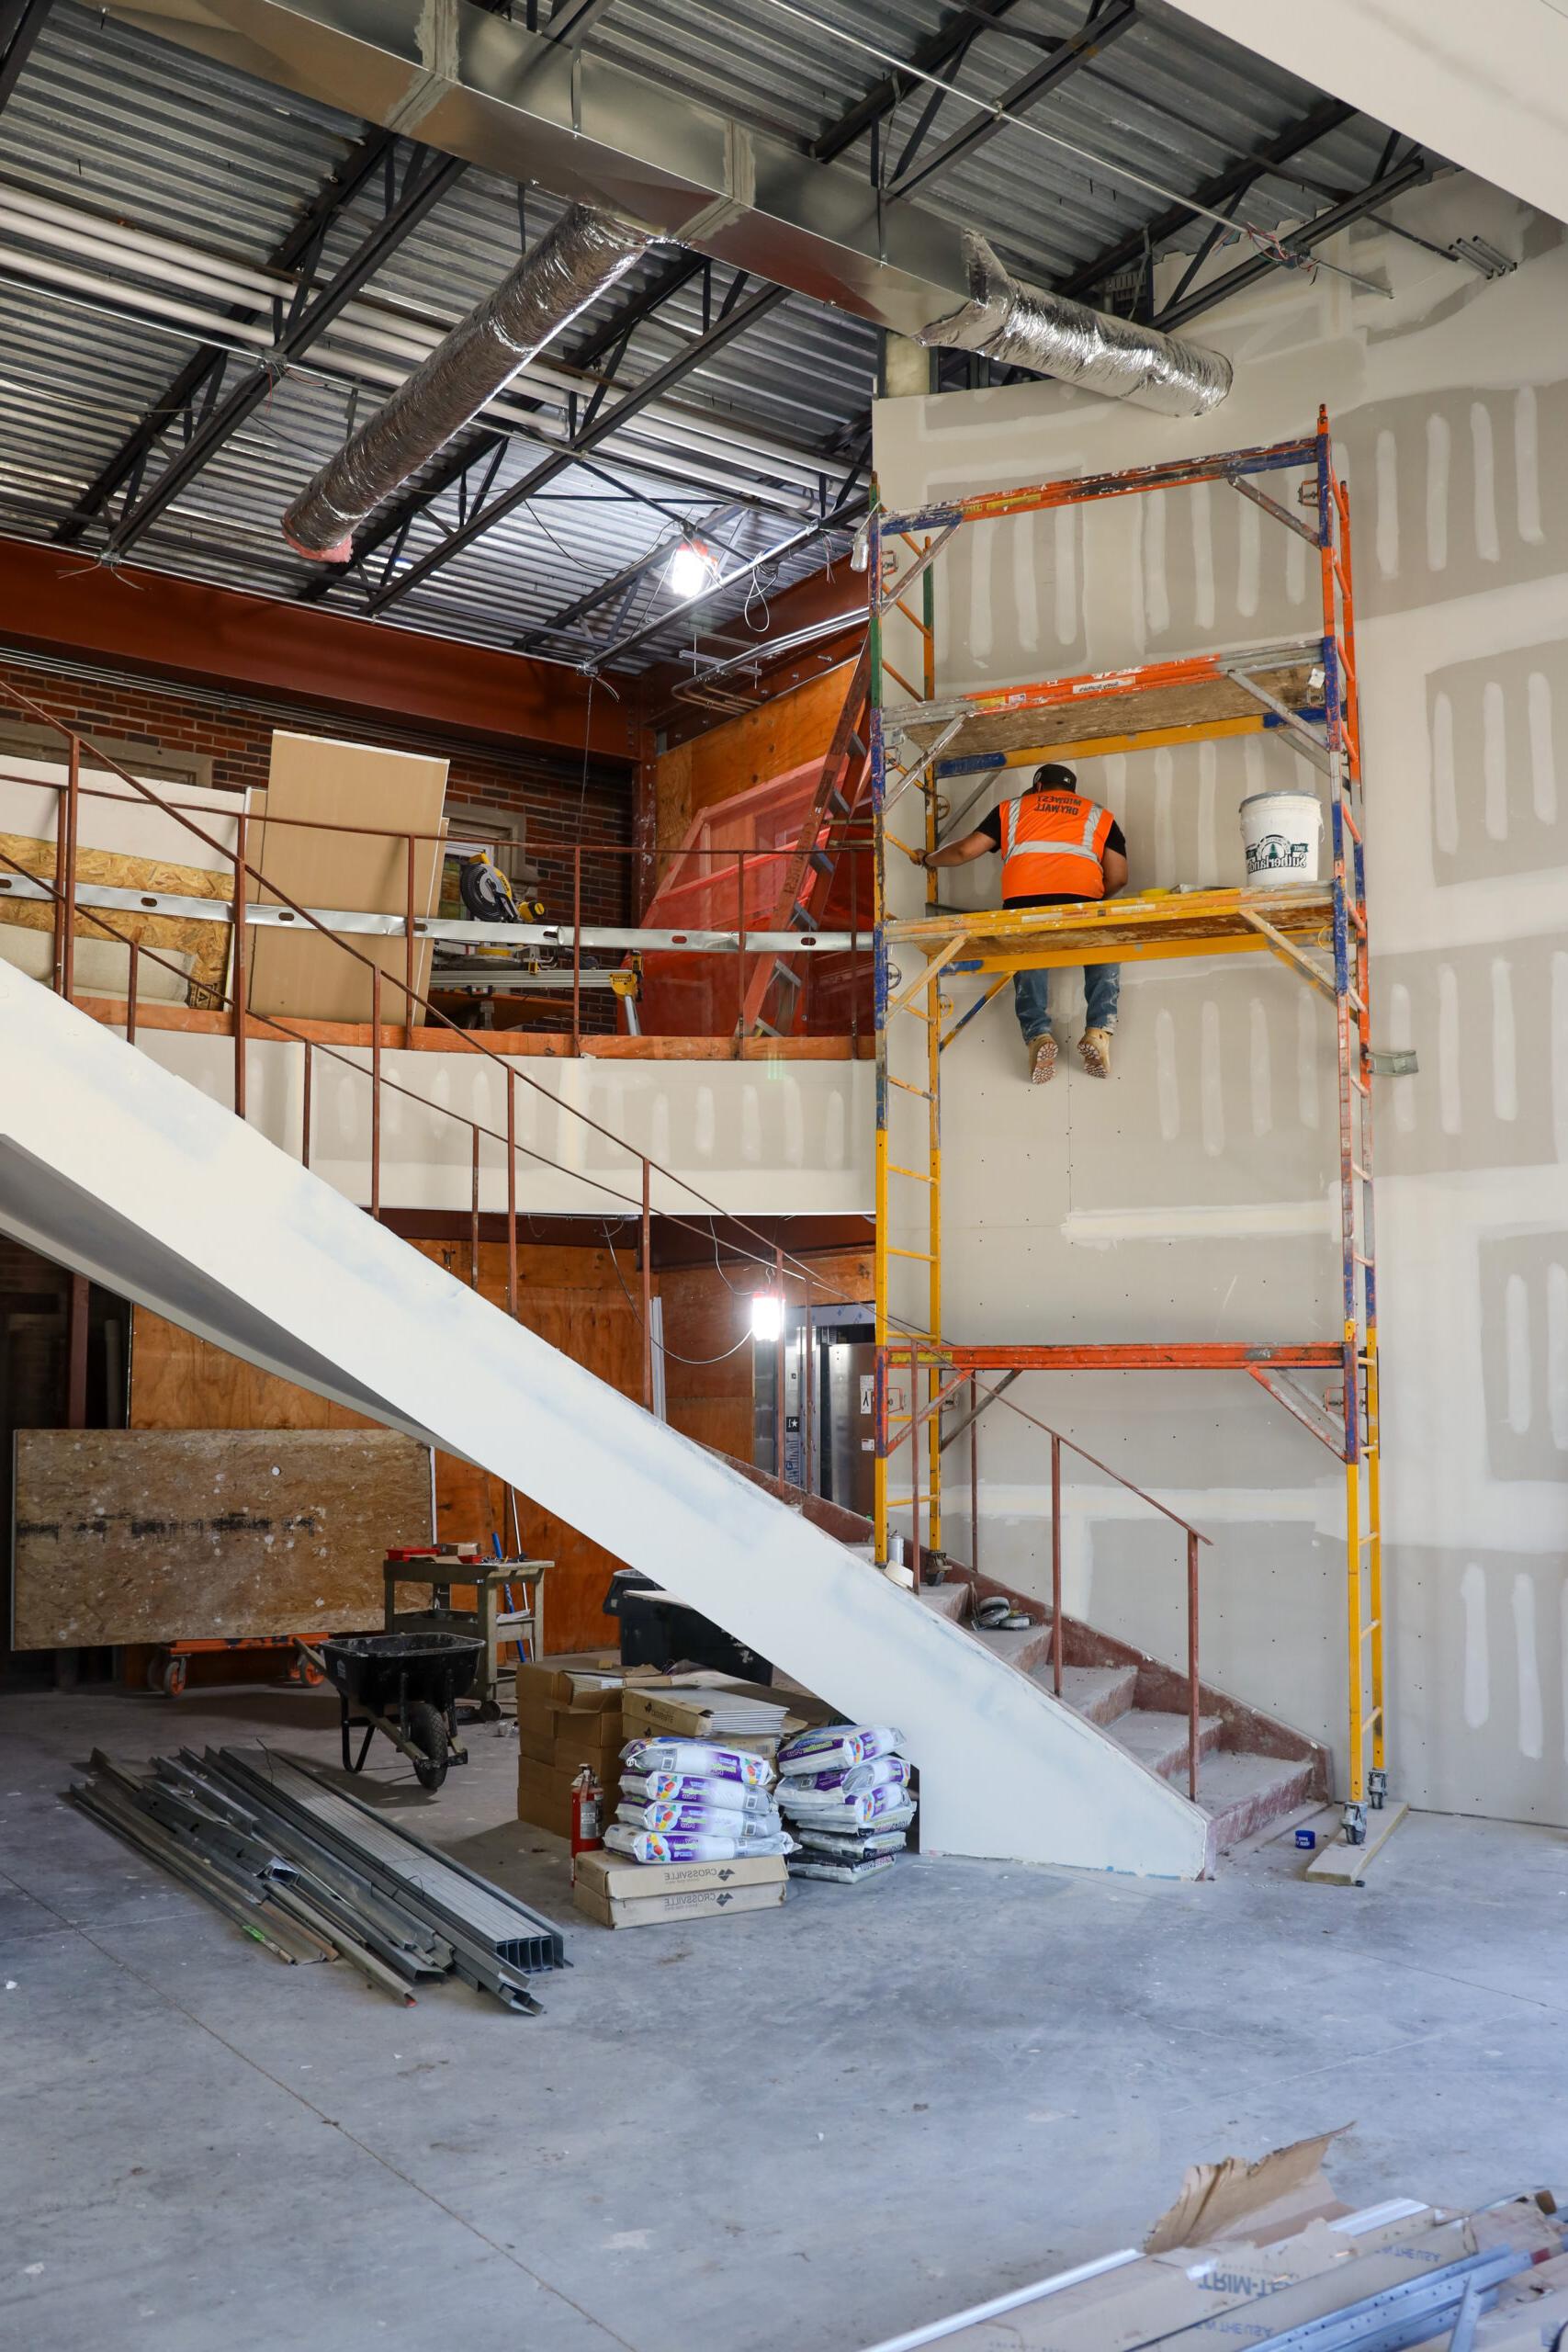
[309,1632,482,1792]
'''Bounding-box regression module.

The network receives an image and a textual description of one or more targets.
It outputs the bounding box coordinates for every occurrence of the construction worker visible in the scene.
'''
[910,762,1127,1083]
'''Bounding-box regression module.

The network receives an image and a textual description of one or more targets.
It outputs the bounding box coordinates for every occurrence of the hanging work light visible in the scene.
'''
[667,537,719,597]
[750,1292,784,1342]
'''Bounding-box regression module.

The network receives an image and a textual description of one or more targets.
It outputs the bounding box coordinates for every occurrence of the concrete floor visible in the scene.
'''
[3,1686,1566,2352]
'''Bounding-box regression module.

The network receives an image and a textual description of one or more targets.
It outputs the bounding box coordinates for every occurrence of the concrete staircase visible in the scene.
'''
[919,1578,1327,1862]
[714,1452,1328,1869]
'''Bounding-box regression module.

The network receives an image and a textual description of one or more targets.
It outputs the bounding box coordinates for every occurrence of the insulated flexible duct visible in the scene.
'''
[917,232,1233,417]
[282,202,654,560]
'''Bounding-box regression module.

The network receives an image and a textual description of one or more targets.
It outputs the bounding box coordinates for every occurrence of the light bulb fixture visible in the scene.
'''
[667,536,718,598]
[750,1292,784,1342]
[849,518,871,573]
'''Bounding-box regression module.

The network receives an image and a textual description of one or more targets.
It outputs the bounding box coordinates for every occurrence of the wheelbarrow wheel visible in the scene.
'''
[406,1701,449,1791]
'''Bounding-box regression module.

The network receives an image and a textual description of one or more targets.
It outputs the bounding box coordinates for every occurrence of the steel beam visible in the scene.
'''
[1058,95,1358,302]
[53,126,405,546]
[0,0,51,112]
[360,281,790,615]
[884,0,1137,203]
[104,147,466,555]
[1156,147,1430,330]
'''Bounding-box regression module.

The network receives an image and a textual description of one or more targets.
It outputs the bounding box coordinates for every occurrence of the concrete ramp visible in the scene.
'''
[0,964,1208,1877]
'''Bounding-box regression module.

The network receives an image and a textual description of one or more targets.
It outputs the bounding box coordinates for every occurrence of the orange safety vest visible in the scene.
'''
[999,788,1114,900]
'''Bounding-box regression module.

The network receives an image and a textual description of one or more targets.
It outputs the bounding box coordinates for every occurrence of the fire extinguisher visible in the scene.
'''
[570,1766,604,1879]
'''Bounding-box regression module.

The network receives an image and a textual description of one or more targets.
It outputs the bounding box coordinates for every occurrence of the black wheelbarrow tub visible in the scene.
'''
[322,1632,482,1717]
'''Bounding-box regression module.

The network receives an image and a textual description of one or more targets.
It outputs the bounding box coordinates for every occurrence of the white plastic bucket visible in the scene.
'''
[1239,789,1323,884]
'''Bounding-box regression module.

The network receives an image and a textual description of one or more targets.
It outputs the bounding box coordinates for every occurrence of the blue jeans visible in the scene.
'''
[1013,961,1121,1046]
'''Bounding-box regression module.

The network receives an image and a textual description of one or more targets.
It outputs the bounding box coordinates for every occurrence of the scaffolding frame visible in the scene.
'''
[869,408,1385,1838]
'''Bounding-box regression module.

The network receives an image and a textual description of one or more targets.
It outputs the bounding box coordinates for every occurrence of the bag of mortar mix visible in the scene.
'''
[604,1823,793,1864]
[616,1798,783,1839]
[776,1724,904,1776]
[787,1853,897,1885]
[778,1783,916,1829]
[795,1824,909,1859]
[781,1754,911,1797]
[620,1738,773,1788]
[620,1770,777,1815]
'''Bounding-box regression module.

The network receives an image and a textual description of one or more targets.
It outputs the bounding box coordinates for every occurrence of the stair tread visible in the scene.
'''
[1190,1748,1319,1818]
[1034,1662,1137,1723]
[1109,1710,1223,1770]
[915,1583,969,1623]
[971,1623,1051,1670]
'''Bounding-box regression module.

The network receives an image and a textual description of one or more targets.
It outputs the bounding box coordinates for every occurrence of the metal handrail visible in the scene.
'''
[883,1337,1212,1802]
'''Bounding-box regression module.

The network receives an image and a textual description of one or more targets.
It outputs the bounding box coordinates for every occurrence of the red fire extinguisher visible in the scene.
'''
[570,1766,604,1880]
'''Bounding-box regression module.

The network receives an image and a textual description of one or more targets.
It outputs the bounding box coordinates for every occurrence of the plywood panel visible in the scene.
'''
[130,1239,650,1655]
[248,732,446,1026]
[12,1428,432,1647]
[653,662,853,870]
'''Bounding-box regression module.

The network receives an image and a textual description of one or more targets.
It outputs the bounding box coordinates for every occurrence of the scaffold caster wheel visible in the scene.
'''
[152,1655,187,1698]
[1341,1801,1368,1847]
[1368,1769,1388,1812]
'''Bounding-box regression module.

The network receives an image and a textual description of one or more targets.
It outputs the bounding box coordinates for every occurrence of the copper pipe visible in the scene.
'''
[505,1071,518,1318]
[774,1241,785,1481]
[1188,1529,1201,1800]
[301,1040,313,1168]
[1051,1432,1063,1698]
[232,808,248,1120]
[735,849,747,1056]
[404,832,416,1052]
[571,845,582,1054]
[470,1125,481,1289]
[65,1272,89,1428]
[369,968,381,1219]
[51,785,68,996]
[804,1273,816,1498]
[969,1374,979,1571]
[126,941,139,1046]
[641,1158,654,1410]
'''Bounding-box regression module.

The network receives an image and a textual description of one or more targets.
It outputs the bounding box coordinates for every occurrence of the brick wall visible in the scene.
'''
[0,650,633,929]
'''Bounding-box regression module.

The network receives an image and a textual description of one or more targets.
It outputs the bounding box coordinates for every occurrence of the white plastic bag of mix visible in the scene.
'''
[776,1724,904,1776]
[620,1770,776,1815]
[779,1754,910,1797]
[604,1824,793,1864]
[616,1798,784,1839]
[621,1738,773,1787]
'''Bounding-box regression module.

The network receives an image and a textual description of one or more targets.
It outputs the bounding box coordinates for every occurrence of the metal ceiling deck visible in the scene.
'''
[0,0,1426,681]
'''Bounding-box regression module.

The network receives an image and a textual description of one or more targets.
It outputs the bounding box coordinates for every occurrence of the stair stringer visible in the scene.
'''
[0,965,1209,1878]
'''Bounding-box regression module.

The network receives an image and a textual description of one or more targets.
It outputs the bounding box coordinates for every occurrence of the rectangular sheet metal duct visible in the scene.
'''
[104,0,1231,414]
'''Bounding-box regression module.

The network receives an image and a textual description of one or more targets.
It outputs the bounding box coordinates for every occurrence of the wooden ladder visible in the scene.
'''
[739,645,871,1037]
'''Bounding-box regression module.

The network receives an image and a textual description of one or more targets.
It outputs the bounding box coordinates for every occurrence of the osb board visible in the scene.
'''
[11,1428,432,1648]
[130,1239,649,1656]
[897,661,1315,760]
[247,732,446,1026]
[653,662,852,884]
[0,831,231,1004]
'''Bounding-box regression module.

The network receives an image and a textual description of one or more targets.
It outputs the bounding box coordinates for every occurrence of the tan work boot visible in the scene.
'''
[1028,1033,1058,1085]
[1078,1028,1113,1079]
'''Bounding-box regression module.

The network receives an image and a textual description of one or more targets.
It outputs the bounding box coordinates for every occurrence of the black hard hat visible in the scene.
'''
[1032,762,1077,790]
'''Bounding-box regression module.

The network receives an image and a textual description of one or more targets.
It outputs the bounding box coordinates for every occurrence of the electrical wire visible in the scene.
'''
[601,1223,757,1362]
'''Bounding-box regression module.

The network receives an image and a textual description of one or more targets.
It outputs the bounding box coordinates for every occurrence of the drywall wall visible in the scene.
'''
[874,174,1568,1824]
[0,960,1208,1875]
[118,1024,871,1219]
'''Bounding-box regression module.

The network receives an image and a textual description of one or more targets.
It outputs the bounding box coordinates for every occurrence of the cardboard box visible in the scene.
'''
[516,1651,622,1710]
[575,1849,784,1902]
[573,1877,786,1929]
[619,1687,791,1744]
[517,1756,609,1838]
[518,1722,624,1771]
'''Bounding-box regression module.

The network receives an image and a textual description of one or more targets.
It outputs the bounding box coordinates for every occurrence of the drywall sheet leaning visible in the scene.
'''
[0,754,237,1003]
[871,171,1568,1824]
[11,1427,432,1647]
[0,961,1208,1877]
[247,731,446,1026]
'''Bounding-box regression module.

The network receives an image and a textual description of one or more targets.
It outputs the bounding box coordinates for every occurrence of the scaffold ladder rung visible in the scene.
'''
[887,1245,936,1262]
[888,1163,933,1182]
